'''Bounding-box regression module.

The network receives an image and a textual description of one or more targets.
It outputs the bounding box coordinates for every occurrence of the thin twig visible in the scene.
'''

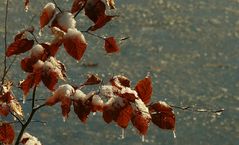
[31,85,37,109]
[74,2,87,18]
[82,30,106,40]
[1,0,9,87]
[10,111,24,126]
[30,32,40,44]
[169,104,225,115]
[52,0,62,13]
[5,56,17,75]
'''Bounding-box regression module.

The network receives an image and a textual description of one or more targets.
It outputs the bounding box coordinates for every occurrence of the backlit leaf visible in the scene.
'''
[135,75,152,105]
[40,3,56,29]
[104,37,120,53]
[0,123,15,144]
[6,39,34,57]
[71,0,87,14]
[63,28,87,60]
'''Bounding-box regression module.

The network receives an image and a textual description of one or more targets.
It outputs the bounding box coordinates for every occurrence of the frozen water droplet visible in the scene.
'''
[63,116,67,122]
[173,130,176,139]
[121,129,125,139]
[39,30,42,36]
[141,135,145,142]
[93,112,96,116]
[23,96,26,104]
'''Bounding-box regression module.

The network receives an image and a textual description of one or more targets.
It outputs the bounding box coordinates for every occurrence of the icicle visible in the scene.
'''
[141,135,145,142]
[121,129,125,139]
[23,95,26,104]
[13,112,16,121]
[173,130,176,139]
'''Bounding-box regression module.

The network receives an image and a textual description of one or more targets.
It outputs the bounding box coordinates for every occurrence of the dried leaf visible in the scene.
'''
[106,0,116,9]
[73,100,91,123]
[0,104,10,117]
[9,99,24,119]
[110,75,131,88]
[24,0,30,12]
[104,37,120,53]
[14,26,34,41]
[21,57,37,73]
[0,123,15,144]
[149,101,176,130]
[116,105,133,128]
[19,74,35,97]
[42,71,58,91]
[83,74,101,86]
[61,97,72,120]
[135,75,152,105]
[6,39,34,57]
[63,29,87,60]
[40,3,56,29]
[51,12,76,32]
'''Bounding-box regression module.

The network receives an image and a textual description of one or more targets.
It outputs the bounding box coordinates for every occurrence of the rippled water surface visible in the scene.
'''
[0,0,239,145]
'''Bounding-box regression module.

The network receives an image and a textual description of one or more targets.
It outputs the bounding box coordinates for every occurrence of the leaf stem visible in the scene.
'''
[52,0,62,13]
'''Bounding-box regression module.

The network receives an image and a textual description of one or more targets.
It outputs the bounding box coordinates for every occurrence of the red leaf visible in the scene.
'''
[71,0,86,14]
[102,105,114,123]
[0,123,15,144]
[63,29,87,60]
[89,15,115,31]
[45,95,61,106]
[135,75,152,105]
[104,37,120,53]
[61,97,72,120]
[6,39,34,57]
[131,113,150,135]
[21,57,37,73]
[149,101,176,130]
[49,39,63,56]
[85,0,105,23]
[19,74,35,96]
[51,12,76,32]
[73,100,91,123]
[116,105,133,128]
[83,74,102,86]
[40,3,56,29]
[42,71,58,91]
[0,104,10,117]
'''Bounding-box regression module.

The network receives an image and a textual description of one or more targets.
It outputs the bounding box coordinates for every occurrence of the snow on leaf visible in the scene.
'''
[73,99,91,123]
[149,101,176,130]
[104,37,120,53]
[71,0,87,14]
[14,26,34,41]
[131,112,150,135]
[0,123,15,145]
[21,132,42,145]
[6,39,34,57]
[51,12,76,32]
[61,97,72,120]
[135,75,152,105]
[63,28,87,60]
[40,3,56,29]
[110,75,131,88]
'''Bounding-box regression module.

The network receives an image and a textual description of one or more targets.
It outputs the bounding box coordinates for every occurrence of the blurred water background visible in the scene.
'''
[0,0,239,145]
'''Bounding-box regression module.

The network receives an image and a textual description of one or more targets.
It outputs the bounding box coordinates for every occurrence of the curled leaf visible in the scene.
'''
[83,74,101,86]
[71,0,87,14]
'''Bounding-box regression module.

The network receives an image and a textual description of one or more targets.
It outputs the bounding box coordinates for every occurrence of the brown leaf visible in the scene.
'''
[51,12,76,32]
[19,74,35,97]
[135,75,152,105]
[9,99,24,119]
[0,104,10,117]
[48,39,63,56]
[104,37,120,53]
[21,57,37,73]
[85,0,105,23]
[14,26,34,41]
[131,113,150,135]
[102,105,114,123]
[6,39,34,57]
[116,105,133,128]
[71,0,87,14]
[63,29,87,60]
[73,100,91,123]
[61,97,72,120]
[40,3,56,29]
[110,75,131,88]
[83,74,101,86]
[89,15,115,31]
[42,71,58,91]
[0,123,15,144]
[149,101,176,130]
